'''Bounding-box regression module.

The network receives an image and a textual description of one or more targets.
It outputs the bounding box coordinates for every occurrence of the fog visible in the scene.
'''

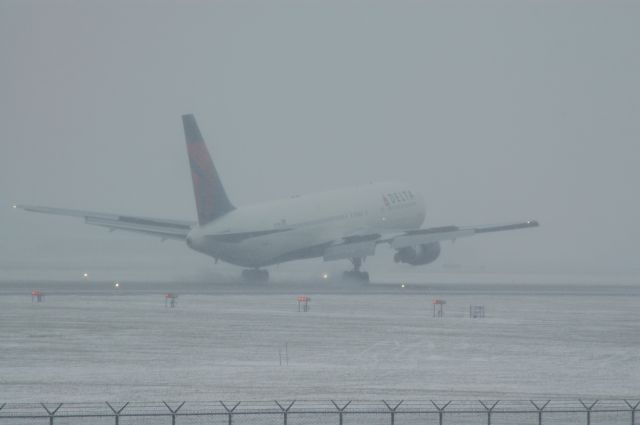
[1,0,639,282]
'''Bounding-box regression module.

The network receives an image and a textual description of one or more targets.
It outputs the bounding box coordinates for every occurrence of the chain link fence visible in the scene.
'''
[0,399,638,425]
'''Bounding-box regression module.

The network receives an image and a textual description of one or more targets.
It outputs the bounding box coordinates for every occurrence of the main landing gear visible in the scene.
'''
[342,257,370,283]
[241,268,269,283]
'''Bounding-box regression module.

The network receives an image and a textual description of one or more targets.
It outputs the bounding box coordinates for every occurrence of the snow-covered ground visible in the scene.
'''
[0,281,639,402]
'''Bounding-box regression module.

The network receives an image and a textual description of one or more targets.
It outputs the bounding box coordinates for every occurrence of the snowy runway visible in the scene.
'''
[1,281,638,401]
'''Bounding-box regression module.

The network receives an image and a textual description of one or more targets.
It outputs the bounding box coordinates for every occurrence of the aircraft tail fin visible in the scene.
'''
[182,114,235,225]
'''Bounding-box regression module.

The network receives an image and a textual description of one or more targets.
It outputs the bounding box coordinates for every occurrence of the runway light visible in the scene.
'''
[83,273,89,278]
[322,273,329,280]
[401,284,406,288]
[114,281,120,288]
[12,205,17,209]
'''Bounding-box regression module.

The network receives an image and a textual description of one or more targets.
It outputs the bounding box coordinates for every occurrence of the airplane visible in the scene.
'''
[16,114,539,283]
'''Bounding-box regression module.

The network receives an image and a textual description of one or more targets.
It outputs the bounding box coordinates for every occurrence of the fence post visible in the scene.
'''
[624,400,640,425]
[579,400,598,425]
[41,403,63,425]
[479,400,499,425]
[382,400,403,425]
[430,401,452,425]
[275,400,296,425]
[106,402,129,425]
[220,401,241,425]
[162,401,185,425]
[530,400,550,425]
[331,400,352,425]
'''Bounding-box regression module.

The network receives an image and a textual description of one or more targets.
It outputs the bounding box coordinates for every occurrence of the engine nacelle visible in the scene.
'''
[394,242,441,266]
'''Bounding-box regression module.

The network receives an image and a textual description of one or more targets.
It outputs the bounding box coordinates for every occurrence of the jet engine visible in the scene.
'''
[393,242,441,266]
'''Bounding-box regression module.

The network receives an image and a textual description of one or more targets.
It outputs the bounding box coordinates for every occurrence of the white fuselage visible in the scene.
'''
[186,182,426,268]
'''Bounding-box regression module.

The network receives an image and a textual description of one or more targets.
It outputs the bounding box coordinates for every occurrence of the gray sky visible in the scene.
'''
[1,0,639,280]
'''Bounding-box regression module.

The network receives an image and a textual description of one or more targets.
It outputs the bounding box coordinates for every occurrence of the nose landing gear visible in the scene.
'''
[241,268,269,283]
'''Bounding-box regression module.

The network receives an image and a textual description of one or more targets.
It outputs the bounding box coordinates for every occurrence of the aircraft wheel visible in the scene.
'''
[259,269,269,282]
[342,270,370,283]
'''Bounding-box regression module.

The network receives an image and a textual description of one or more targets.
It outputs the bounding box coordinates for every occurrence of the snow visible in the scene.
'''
[0,281,639,402]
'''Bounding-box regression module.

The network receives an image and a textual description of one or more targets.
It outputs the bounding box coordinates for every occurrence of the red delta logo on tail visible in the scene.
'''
[182,114,235,225]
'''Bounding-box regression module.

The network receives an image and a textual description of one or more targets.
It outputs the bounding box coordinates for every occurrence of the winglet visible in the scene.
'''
[182,114,235,225]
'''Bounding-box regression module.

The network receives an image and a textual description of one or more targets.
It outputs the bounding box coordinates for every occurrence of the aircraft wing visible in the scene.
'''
[17,205,194,240]
[323,220,539,261]
[381,220,540,250]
